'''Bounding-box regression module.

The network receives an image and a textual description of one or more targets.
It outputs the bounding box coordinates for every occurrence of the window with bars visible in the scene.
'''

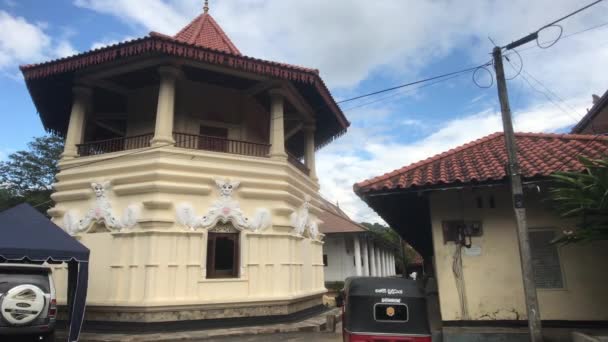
[529,229,564,289]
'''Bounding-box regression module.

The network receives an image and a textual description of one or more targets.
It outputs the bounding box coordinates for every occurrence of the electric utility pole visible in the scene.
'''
[492,46,543,342]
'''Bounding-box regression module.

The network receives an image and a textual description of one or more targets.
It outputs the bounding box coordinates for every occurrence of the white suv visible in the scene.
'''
[0,263,57,341]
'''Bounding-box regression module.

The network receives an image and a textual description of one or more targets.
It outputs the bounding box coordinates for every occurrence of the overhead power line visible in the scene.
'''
[336,62,492,105]
[503,0,605,50]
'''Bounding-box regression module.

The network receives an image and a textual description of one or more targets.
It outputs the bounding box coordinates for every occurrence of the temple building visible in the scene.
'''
[318,200,397,285]
[20,3,349,322]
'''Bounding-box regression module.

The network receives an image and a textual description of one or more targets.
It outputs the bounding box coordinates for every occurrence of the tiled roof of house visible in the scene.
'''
[172,12,241,55]
[318,199,367,234]
[355,132,608,194]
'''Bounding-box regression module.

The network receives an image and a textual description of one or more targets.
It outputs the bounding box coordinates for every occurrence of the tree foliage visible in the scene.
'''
[548,156,608,244]
[0,134,63,213]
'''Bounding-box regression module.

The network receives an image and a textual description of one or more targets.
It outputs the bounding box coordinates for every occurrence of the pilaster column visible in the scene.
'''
[61,86,92,159]
[269,89,287,159]
[303,124,318,180]
[151,66,182,147]
[361,237,370,276]
[353,235,362,276]
[369,242,377,276]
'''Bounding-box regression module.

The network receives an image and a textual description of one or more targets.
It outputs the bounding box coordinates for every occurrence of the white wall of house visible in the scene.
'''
[430,186,608,322]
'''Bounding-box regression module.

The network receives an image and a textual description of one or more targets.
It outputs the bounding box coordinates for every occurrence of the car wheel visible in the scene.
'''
[0,284,46,325]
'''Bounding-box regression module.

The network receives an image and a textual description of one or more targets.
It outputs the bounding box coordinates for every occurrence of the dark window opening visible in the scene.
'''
[323,254,328,267]
[206,232,239,278]
[476,196,483,209]
[489,195,496,208]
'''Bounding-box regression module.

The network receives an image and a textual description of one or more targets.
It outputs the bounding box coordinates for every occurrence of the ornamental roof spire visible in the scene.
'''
[172,0,241,55]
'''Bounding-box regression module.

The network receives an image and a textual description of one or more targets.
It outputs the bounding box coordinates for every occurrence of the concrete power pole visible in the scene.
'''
[492,46,543,342]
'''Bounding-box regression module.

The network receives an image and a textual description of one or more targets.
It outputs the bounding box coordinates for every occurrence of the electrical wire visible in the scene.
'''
[504,58,585,125]
[341,73,465,112]
[335,62,492,105]
[502,0,605,50]
[514,21,608,53]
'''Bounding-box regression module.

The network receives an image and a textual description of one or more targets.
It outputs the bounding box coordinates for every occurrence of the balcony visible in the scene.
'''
[287,152,310,176]
[77,132,270,157]
[75,133,308,176]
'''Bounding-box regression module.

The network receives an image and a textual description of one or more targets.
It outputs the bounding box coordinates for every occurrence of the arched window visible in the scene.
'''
[206,224,239,278]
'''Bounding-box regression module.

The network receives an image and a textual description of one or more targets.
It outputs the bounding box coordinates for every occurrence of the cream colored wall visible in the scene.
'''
[430,187,608,322]
[48,147,325,307]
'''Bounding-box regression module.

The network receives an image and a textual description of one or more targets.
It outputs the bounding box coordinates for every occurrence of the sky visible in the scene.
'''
[1,0,607,223]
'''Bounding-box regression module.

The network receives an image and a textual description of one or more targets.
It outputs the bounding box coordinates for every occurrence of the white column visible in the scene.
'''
[61,86,91,159]
[381,250,387,277]
[361,238,370,276]
[369,242,377,276]
[390,253,394,275]
[375,248,382,277]
[151,66,182,146]
[269,89,287,159]
[304,125,318,180]
[353,235,362,276]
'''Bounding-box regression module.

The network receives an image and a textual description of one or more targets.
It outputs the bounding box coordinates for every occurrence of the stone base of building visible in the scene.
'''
[61,292,325,324]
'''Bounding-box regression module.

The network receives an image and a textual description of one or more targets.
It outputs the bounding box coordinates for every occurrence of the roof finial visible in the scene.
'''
[203,0,209,13]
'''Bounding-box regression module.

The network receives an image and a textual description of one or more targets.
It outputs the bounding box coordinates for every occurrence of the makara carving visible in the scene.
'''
[176,179,272,231]
[63,181,140,234]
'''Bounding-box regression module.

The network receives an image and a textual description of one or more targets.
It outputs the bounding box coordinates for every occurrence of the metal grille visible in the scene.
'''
[529,230,564,289]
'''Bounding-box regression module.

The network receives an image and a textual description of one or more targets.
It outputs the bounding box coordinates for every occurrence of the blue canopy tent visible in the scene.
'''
[0,203,89,342]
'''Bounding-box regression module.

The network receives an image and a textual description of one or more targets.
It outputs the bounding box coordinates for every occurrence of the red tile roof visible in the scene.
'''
[355,132,608,194]
[318,199,367,234]
[172,12,241,55]
[18,8,349,147]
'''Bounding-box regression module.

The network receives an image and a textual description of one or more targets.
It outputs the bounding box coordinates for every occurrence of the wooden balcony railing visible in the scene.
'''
[173,132,270,157]
[76,133,153,156]
[287,152,310,176]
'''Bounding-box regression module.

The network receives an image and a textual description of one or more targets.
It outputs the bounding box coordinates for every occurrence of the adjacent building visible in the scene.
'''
[355,132,608,327]
[571,90,608,134]
[20,5,349,322]
[318,200,396,284]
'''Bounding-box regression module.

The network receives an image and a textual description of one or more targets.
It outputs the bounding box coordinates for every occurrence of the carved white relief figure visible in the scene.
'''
[175,178,272,231]
[63,181,140,234]
[290,195,320,239]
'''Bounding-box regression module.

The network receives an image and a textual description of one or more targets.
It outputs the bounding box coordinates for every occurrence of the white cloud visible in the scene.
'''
[0,11,78,76]
[0,11,50,68]
[90,36,135,50]
[71,0,608,90]
[53,40,77,58]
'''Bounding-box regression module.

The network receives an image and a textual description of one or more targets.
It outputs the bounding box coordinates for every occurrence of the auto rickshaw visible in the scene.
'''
[340,277,431,342]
